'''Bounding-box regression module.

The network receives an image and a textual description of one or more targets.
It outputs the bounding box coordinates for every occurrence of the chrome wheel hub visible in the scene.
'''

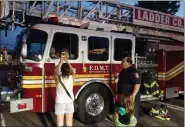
[85,93,104,116]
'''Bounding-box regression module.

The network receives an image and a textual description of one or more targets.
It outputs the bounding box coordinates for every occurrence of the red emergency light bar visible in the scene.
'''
[48,17,58,23]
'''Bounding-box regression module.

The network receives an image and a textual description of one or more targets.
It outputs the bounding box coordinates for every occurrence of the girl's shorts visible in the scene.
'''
[55,102,74,115]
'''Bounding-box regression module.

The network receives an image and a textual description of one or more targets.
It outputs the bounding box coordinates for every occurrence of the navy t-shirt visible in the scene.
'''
[117,66,141,95]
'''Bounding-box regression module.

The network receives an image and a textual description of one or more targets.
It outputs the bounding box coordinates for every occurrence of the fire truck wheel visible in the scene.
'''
[75,84,110,124]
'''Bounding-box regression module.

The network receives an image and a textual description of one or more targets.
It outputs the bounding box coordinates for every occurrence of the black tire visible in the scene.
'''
[75,83,110,124]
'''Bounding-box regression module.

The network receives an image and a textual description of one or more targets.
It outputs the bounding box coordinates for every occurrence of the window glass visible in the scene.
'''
[26,29,48,61]
[114,39,132,61]
[50,32,78,60]
[88,36,109,61]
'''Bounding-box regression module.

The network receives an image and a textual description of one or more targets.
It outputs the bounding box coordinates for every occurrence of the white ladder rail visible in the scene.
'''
[0,1,134,30]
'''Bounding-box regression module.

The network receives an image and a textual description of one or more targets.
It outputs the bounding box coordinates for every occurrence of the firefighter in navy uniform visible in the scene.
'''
[117,57,141,120]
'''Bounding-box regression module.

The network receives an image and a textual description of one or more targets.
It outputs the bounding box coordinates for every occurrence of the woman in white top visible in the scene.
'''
[55,53,75,127]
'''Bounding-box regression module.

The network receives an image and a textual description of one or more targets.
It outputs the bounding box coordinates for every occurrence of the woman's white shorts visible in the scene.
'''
[55,102,74,115]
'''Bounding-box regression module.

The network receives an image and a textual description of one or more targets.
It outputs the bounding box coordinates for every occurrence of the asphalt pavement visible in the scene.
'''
[138,96,184,127]
[0,96,184,126]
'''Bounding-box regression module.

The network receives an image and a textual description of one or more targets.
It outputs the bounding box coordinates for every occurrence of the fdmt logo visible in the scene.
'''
[134,8,184,29]
[89,65,109,73]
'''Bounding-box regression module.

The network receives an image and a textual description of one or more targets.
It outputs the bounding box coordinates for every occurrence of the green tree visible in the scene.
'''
[135,1,181,15]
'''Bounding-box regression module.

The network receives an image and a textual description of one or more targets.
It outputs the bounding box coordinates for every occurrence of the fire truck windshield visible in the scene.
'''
[26,29,48,61]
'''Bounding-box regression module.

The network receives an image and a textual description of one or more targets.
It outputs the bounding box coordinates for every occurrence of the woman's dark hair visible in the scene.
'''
[61,63,70,78]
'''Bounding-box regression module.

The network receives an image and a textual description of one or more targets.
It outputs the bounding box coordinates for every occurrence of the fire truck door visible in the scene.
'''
[44,29,80,112]
[111,35,135,101]
[80,32,111,80]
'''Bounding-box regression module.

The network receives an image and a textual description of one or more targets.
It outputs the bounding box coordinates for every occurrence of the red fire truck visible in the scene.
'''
[0,1,184,124]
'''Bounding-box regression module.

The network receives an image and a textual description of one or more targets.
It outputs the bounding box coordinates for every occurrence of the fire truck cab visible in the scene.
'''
[18,23,136,123]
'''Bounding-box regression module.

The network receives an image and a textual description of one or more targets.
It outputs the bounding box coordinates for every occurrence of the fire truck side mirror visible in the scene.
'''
[21,42,27,58]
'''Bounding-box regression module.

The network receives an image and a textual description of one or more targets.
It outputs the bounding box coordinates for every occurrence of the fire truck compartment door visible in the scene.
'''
[166,87,179,99]
[10,98,33,113]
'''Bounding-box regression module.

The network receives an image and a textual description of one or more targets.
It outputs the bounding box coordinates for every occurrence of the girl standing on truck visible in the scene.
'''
[114,94,137,127]
[54,52,75,127]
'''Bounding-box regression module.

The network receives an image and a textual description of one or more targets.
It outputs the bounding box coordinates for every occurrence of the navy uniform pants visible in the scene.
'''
[134,93,140,120]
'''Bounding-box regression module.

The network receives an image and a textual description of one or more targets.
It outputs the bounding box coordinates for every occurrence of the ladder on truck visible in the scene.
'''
[0,1,137,32]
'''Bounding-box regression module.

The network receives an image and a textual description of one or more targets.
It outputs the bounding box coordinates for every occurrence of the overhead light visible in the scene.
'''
[48,17,58,23]
[47,12,58,24]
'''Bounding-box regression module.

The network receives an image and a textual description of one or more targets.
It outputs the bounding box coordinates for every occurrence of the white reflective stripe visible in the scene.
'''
[141,94,153,98]
[74,78,109,82]
[23,80,42,84]
[0,113,6,127]
[45,80,55,83]
[179,91,184,94]
[158,74,165,78]
[23,78,111,84]
[158,64,184,78]
[165,65,184,78]
[23,80,55,84]
[46,80,55,83]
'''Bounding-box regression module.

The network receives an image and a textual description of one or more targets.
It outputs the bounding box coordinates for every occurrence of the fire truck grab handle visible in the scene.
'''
[81,50,86,72]
[82,50,85,66]
[135,53,138,69]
